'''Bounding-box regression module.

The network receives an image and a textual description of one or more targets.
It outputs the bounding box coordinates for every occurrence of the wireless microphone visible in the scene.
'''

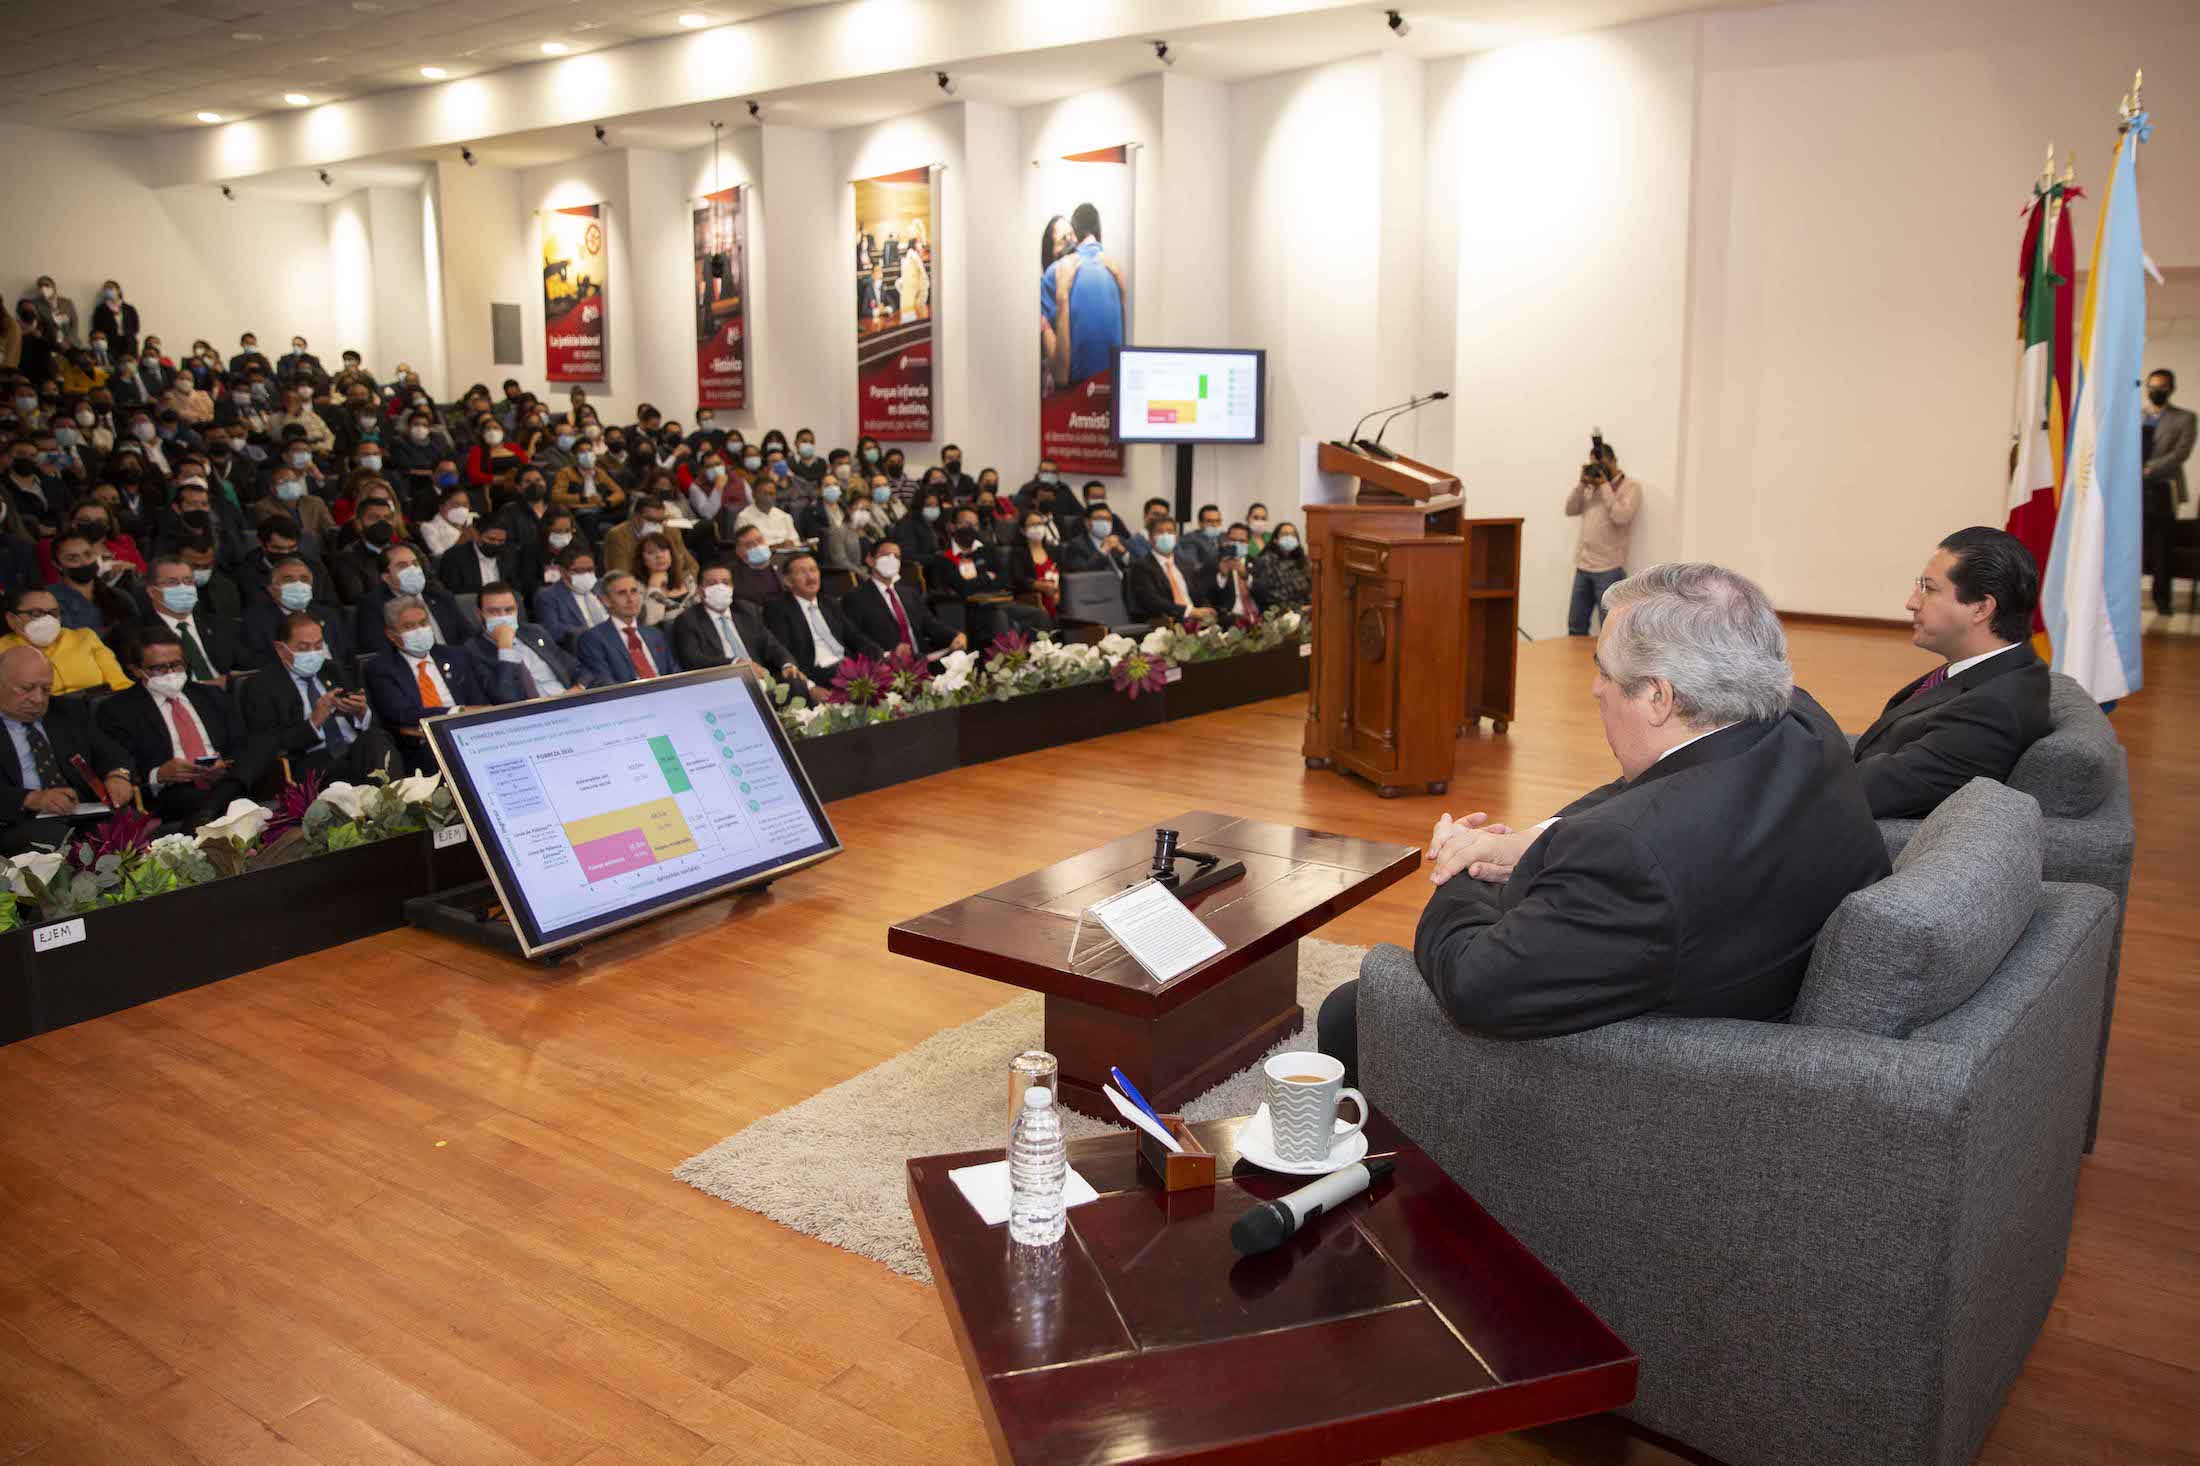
[1229,1158,1395,1256]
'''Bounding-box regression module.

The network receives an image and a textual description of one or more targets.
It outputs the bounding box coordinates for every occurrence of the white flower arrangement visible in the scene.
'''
[316,781,368,820]
[195,798,272,848]
[3,849,67,898]
[391,771,443,805]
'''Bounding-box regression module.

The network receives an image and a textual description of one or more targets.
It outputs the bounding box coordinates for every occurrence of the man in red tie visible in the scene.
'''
[95,628,263,829]
[842,539,966,659]
[575,571,680,686]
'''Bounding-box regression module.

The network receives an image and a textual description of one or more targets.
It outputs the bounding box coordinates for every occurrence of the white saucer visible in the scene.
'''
[1232,1104,1371,1176]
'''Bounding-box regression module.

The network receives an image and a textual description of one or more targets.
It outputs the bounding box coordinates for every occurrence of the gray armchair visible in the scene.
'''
[1358,779,2117,1466]
[1874,671,2133,1149]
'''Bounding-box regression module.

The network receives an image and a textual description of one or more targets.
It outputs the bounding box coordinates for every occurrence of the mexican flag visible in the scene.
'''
[2005,176,2077,651]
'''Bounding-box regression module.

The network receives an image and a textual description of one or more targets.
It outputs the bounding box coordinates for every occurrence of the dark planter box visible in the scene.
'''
[795,705,962,802]
[1166,645,1311,720]
[959,678,1165,765]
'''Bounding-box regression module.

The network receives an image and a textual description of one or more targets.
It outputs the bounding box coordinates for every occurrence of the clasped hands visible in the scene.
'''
[1427,810,1536,887]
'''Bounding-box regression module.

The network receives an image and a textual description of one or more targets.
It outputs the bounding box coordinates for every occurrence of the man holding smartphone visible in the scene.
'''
[96,628,263,829]
[1564,431,1641,637]
[239,611,399,783]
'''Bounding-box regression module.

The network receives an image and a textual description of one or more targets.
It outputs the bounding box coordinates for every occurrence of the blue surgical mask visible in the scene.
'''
[1038,471,1059,485]
[576,450,594,468]
[1200,525,1220,540]
[400,627,435,656]
[288,449,311,469]
[921,505,941,522]
[435,471,458,488]
[278,581,314,611]
[556,433,576,451]
[743,544,771,568]
[823,485,842,503]
[1153,533,1178,555]
[275,479,304,502]
[871,487,892,504]
[288,648,327,678]
[159,584,199,614]
[1089,520,1112,540]
[862,448,880,464]
[797,442,816,459]
[1276,534,1300,554]
[395,565,426,595]
[485,613,518,633]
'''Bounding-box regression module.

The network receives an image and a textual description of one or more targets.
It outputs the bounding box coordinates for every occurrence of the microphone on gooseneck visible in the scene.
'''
[1229,1158,1395,1256]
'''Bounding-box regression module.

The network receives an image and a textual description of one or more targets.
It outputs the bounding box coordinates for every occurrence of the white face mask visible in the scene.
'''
[568,571,598,594]
[483,429,504,446]
[548,531,574,550]
[147,671,188,698]
[443,506,471,526]
[874,556,901,581]
[409,425,430,443]
[702,583,735,612]
[20,614,61,647]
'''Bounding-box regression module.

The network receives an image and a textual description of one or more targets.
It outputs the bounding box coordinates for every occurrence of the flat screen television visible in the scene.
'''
[1111,346,1266,445]
[424,666,840,957]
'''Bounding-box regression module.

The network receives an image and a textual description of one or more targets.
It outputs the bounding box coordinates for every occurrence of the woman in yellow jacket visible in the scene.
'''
[0,595,131,695]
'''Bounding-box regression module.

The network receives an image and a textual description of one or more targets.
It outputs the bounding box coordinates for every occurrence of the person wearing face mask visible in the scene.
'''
[237,608,394,782]
[1,585,130,695]
[2141,368,2194,616]
[240,555,352,670]
[1252,520,1312,614]
[1014,458,1066,518]
[551,439,629,522]
[352,543,467,654]
[437,516,517,599]
[801,468,864,577]
[878,449,912,501]
[1184,504,1227,577]
[530,419,580,480]
[97,627,264,829]
[733,479,799,549]
[43,531,122,632]
[174,535,244,624]
[719,525,787,614]
[165,370,213,425]
[1123,516,1218,624]
[228,333,272,378]
[3,437,63,536]
[272,384,334,457]
[238,518,322,598]
[523,512,582,596]
[602,497,695,582]
[1008,509,1063,617]
[276,337,328,390]
[785,429,826,485]
[891,489,947,564]
[10,305,56,385]
[40,501,146,583]
[573,570,681,686]
[843,538,964,660]
[332,386,383,460]
[253,463,338,550]
[364,598,492,770]
[1211,522,1262,622]
[457,582,592,703]
[465,414,530,488]
[634,534,696,627]
[113,347,169,408]
[596,430,637,490]
[0,643,137,856]
[89,281,139,360]
[671,563,803,687]
[388,412,446,494]
[1244,501,1273,556]
[927,507,1044,644]
[420,484,478,561]
[19,276,81,349]
[1060,503,1128,577]
[533,545,610,648]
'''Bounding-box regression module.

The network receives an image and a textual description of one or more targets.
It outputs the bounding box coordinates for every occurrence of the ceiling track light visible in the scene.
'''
[1386,9,1410,38]
[318,170,332,186]
[220,185,235,201]
[746,99,760,119]
[460,145,477,166]
[419,65,447,79]
[1152,39,1172,67]
[593,124,608,145]
[935,70,955,95]
[540,40,569,55]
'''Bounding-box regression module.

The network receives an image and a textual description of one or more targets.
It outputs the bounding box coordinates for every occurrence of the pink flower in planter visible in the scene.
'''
[1112,650,1168,700]
[882,646,932,698]
[1233,612,1263,633]
[824,654,889,707]
[987,628,1032,666]
[261,770,326,841]
[73,806,161,869]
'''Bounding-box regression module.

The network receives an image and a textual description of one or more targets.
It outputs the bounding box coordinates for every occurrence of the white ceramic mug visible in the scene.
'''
[1262,1052,1368,1164]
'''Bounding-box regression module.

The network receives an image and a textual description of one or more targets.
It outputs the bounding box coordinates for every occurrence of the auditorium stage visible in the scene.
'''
[0,626,2191,1466]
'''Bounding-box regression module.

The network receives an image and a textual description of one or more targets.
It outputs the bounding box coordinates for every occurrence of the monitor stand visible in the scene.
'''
[404,880,566,966]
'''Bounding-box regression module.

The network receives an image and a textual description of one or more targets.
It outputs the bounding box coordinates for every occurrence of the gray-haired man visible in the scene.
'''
[1319,563,1888,1079]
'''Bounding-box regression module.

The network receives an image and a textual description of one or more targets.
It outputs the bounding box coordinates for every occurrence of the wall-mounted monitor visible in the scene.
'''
[1111,346,1266,445]
[426,666,839,957]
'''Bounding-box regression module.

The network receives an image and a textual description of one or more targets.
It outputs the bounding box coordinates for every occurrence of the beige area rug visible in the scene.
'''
[675,938,1371,1283]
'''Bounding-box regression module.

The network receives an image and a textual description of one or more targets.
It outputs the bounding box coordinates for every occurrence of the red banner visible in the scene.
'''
[694,187,747,410]
[855,168,934,440]
[543,204,607,383]
[1036,146,1133,475]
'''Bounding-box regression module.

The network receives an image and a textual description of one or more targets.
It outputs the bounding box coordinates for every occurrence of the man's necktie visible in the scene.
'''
[24,723,64,791]
[177,620,214,681]
[624,625,656,680]
[165,696,210,760]
[514,655,541,699]
[414,658,445,709]
[720,614,749,662]
[885,585,914,646]
[807,600,843,661]
[1907,665,1949,702]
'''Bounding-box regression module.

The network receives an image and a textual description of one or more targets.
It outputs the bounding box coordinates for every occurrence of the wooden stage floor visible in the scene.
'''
[0,625,2191,1466]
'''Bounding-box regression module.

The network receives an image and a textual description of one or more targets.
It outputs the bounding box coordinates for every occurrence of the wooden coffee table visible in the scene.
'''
[907,1111,1639,1465]
[886,812,1419,1120]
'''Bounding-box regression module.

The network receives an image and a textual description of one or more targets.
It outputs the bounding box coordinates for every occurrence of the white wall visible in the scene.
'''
[325,192,377,367]
[365,184,436,385]
[431,159,532,401]
[756,124,843,442]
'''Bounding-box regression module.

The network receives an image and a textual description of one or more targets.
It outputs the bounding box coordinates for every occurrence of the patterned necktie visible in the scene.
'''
[624,624,656,680]
[1907,665,1948,702]
[25,723,64,791]
[884,584,913,646]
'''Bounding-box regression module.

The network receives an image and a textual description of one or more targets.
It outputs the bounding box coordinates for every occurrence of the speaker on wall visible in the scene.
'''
[490,302,522,365]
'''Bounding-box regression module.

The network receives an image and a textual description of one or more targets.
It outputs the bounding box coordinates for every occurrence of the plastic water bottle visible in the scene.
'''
[1008,1085,1067,1245]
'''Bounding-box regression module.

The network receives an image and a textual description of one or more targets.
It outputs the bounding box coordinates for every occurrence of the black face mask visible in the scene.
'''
[2148,387,2171,407]
[73,520,107,540]
[8,458,32,476]
[481,541,507,557]
[116,463,143,483]
[62,562,98,584]
[524,488,547,503]
[363,521,396,547]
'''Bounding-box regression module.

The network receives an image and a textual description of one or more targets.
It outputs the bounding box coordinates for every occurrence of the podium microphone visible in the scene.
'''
[1229,1158,1396,1256]
[1341,393,1442,453]
[1373,389,1449,447]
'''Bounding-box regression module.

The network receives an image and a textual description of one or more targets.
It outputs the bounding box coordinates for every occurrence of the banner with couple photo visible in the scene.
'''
[1035,146,1135,476]
[542,203,608,383]
[855,167,936,440]
[693,186,749,410]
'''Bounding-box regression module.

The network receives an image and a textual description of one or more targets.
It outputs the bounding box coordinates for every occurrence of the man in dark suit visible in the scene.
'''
[456,583,592,702]
[1122,518,1217,624]
[1318,563,1889,1081]
[842,539,965,659]
[672,565,805,685]
[574,571,679,687]
[0,646,136,854]
[1058,504,1128,577]
[363,595,493,772]
[2142,368,2195,615]
[352,543,471,653]
[766,552,881,686]
[928,505,1047,644]
[134,553,240,687]
[435,517,518,597]
[237,610,397,783]
[238,556,355,671]
[1853,527,2052,819]
[97,628,266,829]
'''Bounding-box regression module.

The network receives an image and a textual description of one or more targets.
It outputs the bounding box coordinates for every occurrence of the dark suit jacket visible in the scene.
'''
[129,606,240,680]
[1122,554,1196,623]
[925,549,1011,603]
[363,646,489,731]
[841,577,955,656]
[671,602,795,678]
[435,540,517,596]
[575,618,678,687]
[96,681,268,792]
[238,599,355,671]
[1412,688,1889,1039]
[235,658,371,759]
[352,583,472,654]
[454,626,588,703]
[1058,533,1126,577]
[1851,642,2051,819]
[765,594,879,684]
[1,698,131,836]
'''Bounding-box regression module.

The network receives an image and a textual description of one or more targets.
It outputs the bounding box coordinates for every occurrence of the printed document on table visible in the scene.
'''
[1091,879,1226,984]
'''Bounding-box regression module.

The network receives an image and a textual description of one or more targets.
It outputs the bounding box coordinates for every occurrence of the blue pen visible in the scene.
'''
[1110,1066,1168,1129]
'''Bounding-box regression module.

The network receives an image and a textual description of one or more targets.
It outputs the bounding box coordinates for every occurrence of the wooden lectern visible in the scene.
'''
[1303,442,1521,798]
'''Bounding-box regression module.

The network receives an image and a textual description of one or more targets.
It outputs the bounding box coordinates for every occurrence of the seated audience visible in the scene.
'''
[136,553,237,685]
[602,497,693,579]
[97,627,262,829]
[551,441,627,519]
[239,555,354,671]
[1209,521,1262,622]
[238,610,396,783]
[352,543,470,652]
[0,644,134,855]
[1059,504,1128,577]
[1,585,130,694]
[534,545,609,648]
[843,538,963,659]
[1246,502,1272,556]
[363,596,489,770]
[930,504,1047,641]
[766,551,879,687]
[576,570,677,685]
[725,525,785,612]
[329,491,406,605]
[1852,526,2052,818]
[46,531,137,634]
[1123,517,1214,624]
[636,534,695,627]
[458,582,590,702]
[1316,563,1890,1084]
[1251,521,1311,613]
[673,565,804,686]
[734,479,800,549]
[1008,509,1062,617]
[436,514,517,597]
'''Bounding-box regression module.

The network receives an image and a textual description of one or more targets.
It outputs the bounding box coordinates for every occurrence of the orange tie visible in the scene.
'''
[415,657,444,709]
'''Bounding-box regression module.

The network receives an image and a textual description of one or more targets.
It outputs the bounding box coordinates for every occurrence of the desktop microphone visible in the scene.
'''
[1373,389,1450,447]
[1229,1158,1395,1256]
[1343,394,1439,449]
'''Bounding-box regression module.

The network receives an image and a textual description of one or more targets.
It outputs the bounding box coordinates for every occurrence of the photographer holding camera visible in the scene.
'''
[1564,430,1641,636]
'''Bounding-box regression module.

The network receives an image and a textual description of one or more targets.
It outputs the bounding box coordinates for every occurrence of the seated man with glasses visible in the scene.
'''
[95,628,265,829]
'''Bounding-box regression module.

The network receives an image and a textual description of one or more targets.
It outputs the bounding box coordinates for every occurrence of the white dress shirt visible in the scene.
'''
[401,651,456,709]
[150,685,217,787]
[794,595,844,668]
[1944,641,2022,679]
[735,503,798,544]
[609,618,659,676]
[497,637,566,695]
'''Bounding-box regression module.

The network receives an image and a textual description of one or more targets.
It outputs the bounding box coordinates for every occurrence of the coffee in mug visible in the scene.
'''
[1261,1052,1367,1165]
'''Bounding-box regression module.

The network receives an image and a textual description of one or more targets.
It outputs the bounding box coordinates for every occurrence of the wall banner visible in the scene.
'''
[854,166,936,441]
[1035,146,1134,475]
[542,203,607,383]
[693,186,748,410]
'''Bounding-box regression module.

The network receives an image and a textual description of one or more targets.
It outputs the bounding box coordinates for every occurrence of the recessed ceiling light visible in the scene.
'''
[196,111,223,123]
[232,30,260,40]
[540,40,569,54]
[419,65,447,78]
[677,13,709,26]
[283,92,311,105]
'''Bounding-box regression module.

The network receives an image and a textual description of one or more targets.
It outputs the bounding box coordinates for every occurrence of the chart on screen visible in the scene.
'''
[1114,347,1263,443]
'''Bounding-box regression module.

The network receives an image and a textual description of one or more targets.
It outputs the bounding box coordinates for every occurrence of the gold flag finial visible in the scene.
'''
[2041,141,2056,189]
[2061,148,2076,186]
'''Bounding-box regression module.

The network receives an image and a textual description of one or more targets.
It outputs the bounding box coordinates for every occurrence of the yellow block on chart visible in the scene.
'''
[564,798,700,862]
